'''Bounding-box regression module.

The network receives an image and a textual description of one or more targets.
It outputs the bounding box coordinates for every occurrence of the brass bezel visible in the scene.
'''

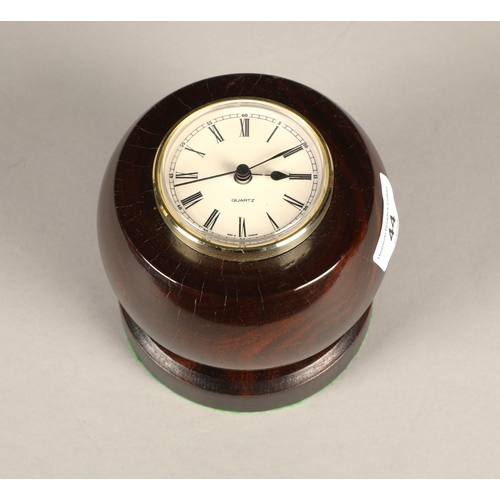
[152,97,333,261]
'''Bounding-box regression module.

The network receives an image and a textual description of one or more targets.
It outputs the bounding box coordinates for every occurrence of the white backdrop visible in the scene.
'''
[1,22,499,478]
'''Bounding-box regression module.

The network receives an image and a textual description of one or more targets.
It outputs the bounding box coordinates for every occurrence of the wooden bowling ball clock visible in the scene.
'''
[97,74,399,411]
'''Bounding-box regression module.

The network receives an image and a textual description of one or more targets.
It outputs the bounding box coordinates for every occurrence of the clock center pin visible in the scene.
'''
[234,163,252,184]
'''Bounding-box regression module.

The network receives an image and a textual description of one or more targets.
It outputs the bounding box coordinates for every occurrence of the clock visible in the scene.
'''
[152,97,333,260]
[97,74,399,412]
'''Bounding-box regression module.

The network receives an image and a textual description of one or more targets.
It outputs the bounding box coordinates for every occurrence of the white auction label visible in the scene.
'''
[373,173,399,271]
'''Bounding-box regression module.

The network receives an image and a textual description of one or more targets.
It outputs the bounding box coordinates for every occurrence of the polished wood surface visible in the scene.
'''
[98,74,388,408]
[122,304,372,412]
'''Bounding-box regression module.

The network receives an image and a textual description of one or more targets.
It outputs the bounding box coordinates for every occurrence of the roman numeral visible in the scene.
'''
[180,191,203,209]
[208,125,224,143]
[266,212,280,230]
[283,144,305,158]
[239,119,250,137]
[289,173,312,180]
[239,217,247,237]
[204,209,220,230]
[283,194,304,210]
[266,125,278,143]
[175,172,198,179]
[184,145,205,158]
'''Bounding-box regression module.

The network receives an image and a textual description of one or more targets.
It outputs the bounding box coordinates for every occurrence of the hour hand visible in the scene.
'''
[270,171,288,180]
[266,171,312,181]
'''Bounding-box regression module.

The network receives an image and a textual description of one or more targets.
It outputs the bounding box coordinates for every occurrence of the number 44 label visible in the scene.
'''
[373,173,399,272]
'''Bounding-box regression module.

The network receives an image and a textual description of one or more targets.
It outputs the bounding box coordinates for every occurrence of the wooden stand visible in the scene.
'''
[122,304,371,412]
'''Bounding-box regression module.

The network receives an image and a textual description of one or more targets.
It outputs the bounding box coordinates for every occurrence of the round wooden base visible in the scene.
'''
[121,304,372,412]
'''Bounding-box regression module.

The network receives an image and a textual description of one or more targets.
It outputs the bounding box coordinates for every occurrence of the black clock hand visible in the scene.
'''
[175,169,235,187]
[175,144,305,188]
[249,144,305,169]
[270,171,289,180]
[252,171,288,180]
[254,171,312,181]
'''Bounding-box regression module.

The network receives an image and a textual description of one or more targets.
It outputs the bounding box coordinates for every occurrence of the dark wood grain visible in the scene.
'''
[98,74,388,409]
[122,303,372,412]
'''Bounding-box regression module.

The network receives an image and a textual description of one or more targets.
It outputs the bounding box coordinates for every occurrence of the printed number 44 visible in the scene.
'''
[389,215,396,240]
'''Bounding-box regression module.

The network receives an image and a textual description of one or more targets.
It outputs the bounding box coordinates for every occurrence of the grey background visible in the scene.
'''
[1,22,499,479]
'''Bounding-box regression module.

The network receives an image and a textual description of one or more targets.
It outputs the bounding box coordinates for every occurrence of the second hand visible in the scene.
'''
[174,144,305,187]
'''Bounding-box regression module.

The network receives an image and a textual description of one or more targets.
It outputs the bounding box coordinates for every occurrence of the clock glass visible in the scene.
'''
[153,98,333,259]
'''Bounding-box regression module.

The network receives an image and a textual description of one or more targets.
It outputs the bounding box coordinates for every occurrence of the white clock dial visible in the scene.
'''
[153,98,333,259]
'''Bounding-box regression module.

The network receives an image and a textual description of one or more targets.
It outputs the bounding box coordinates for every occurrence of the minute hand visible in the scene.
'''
[250,144,305,169]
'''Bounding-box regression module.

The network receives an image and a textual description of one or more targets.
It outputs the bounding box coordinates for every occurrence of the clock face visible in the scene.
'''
[153,98,333,259]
